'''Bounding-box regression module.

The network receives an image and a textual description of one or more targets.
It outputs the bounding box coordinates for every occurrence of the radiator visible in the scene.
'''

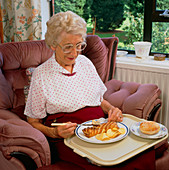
[114,56,169,131]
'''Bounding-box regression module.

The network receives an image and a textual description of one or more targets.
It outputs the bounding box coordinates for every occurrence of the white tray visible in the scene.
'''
[64,114,168,166]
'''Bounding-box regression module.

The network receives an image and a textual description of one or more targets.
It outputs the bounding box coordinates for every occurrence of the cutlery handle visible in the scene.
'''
[51,123,98,126]
[51,123,67,126]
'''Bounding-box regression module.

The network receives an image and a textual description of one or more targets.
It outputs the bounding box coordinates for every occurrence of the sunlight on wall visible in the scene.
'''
[41,0,50,39]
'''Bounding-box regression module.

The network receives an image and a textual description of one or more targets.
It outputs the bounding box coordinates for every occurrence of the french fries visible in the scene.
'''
[95,128,125,141]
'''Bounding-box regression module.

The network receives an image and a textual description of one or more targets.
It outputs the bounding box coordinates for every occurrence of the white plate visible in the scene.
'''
[117,50,128,57]
[130,121,168,139]
[75,118,129,144]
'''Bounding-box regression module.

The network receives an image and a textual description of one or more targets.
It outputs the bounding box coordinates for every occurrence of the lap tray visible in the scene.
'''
[64,114,168,166]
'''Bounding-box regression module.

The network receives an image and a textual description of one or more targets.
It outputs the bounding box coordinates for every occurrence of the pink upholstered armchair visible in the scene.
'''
[0,35,168,170]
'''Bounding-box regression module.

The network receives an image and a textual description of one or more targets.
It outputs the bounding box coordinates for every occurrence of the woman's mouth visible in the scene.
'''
[67,57,75,60]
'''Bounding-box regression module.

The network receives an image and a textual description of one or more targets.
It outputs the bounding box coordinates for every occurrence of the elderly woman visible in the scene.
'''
[24,11,123,168]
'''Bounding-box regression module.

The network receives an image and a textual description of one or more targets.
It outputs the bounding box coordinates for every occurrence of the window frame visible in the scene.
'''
[144,0,169,57]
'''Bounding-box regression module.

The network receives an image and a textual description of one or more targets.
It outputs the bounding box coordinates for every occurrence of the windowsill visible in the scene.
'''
[116,54,169,73]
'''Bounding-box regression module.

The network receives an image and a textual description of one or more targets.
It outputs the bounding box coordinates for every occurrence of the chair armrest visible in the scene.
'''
[0,109,20,120]
[104,79,161,121]
[147,103,161,120]
[0,117,51,168]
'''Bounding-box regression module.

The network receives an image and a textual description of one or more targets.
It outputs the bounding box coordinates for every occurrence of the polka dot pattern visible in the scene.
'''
[24,54,107,118]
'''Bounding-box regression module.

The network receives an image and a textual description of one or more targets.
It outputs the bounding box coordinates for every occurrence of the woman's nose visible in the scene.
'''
[70,47,78,56]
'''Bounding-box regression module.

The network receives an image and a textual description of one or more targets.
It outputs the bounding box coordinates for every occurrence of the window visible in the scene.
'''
[144,0,169,56]
[50,0,169,57]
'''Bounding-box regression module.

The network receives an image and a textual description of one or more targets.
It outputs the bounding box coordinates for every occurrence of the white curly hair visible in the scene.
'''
[45,11,87,48]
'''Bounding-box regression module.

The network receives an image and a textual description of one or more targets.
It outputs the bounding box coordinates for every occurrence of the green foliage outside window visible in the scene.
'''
[54,0,125,32]
[90,0,125,32]
[156,0,169,10]
[122,12,144,49]
[53,0,169,54]
[118,1,144,50]
[54,0,86,17]
[120,0,169,53]
[125,0,143,17]
[152,22,169,53]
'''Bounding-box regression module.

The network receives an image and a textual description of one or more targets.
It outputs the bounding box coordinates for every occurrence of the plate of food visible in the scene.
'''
[130,121,168,139]
[75,118,129,144]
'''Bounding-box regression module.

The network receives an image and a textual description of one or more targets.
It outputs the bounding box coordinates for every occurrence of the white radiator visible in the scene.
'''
[114,56,169,130]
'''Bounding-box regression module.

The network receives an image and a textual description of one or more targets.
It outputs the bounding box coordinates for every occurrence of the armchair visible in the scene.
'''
[0,35,168,170]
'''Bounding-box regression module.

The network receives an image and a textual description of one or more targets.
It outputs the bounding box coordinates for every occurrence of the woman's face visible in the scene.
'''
[53,33,83,69]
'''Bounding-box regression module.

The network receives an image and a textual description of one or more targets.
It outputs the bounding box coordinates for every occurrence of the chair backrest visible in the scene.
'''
[82,35,118,83]
[0,40,53,119]
[0,35,118,119]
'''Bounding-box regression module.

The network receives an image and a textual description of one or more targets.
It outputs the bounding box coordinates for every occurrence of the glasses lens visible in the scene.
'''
[76,42,87,51]
[62,44,73,53]
[62,42,87,53]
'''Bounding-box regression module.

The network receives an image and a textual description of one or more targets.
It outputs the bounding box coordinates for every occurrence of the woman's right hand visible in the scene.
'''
[53,122,77,138]
[27,117,77,139]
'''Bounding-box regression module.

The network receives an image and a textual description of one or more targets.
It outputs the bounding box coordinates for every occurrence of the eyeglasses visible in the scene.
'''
[57,42,87,54]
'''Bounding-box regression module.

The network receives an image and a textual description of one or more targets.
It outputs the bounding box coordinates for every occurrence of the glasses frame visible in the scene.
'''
[57,42,87,54]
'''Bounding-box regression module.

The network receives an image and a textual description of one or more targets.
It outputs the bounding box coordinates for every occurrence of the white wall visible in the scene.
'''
[41,0,51,39]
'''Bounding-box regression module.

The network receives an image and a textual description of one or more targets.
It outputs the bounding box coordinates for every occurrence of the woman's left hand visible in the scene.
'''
[101,99,123,122]
[107,107,123,122]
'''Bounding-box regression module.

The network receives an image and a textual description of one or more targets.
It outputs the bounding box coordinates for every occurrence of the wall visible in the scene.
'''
[41,0,50,39]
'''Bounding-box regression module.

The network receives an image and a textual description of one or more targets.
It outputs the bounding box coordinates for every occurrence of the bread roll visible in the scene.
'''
[139,121,160,135]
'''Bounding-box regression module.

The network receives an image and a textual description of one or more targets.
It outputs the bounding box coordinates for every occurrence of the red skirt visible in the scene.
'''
[44,106,105,126]
[45,106,155,170]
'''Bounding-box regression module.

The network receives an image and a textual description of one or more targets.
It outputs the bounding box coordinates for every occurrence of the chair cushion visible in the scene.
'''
[104,79,161,120]
[10,105,26,120]
[9,67,36,120]
[24,67,36,103]
[0,40,53,119]
[82,35,108,83]
[0,69,13,109]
